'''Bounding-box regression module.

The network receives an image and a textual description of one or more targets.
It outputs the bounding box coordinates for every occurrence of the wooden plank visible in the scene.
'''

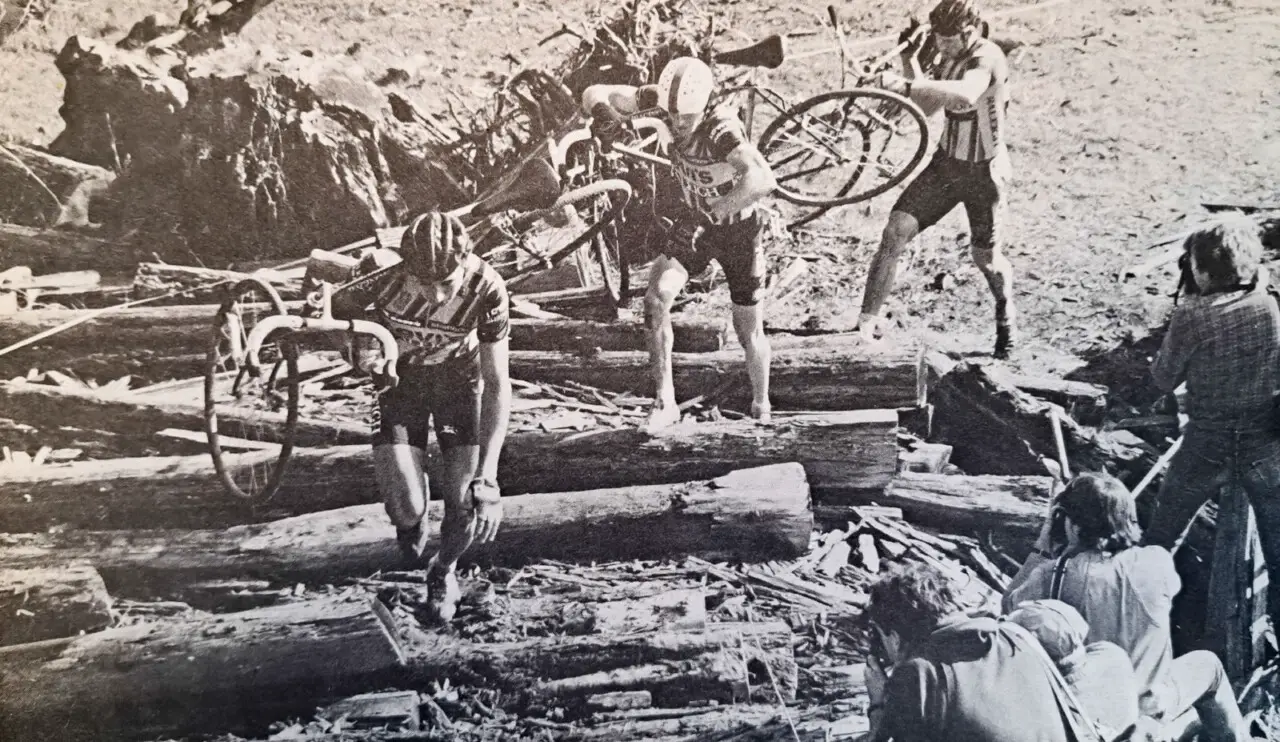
[510,317,729,353]
[0,223,154,275]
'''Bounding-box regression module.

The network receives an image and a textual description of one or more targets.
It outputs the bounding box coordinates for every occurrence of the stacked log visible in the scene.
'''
[0,143,115,229]
[0,464,814,595]
[0,411,894,531]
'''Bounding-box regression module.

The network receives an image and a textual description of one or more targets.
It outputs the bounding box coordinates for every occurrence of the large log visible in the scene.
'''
[931,361,1149,481]
[0,144,115,228]
[0,380,367,454]
[510,316,729,353]
[0,306,726,382]
[0,223,154,275]
[815,472,1054,558]
[0,597,404,742]
[404,621,797,709]
[0,464,813,595]
[510,333,926,411]
[0,564,113,646]
[0,411,893,531]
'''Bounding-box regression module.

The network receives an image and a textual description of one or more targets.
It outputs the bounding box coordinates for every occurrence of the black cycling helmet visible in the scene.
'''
[929,0,983,35]
[403,211,472,281]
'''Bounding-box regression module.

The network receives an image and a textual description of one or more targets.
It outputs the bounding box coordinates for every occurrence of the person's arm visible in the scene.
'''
[708,143,776,220]
[907,62,990,111]
[1151,306,1194,393]
[873,658,934,742]
[476,337,512,483]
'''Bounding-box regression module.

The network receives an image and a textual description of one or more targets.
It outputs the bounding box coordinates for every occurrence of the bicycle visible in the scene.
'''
[708,29,931,226]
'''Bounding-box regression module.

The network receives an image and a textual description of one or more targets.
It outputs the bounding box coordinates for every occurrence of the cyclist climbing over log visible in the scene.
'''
[858,0,1018,359]
[582,56,777,432]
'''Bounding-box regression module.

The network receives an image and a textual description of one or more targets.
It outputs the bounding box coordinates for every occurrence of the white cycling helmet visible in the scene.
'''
[656,57,714,116]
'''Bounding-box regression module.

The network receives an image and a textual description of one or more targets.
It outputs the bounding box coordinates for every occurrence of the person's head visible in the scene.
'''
[866,562,965,651]
[656,56,715,140]
[929,0,985,58]
[1005,599,1089,665]
[402,211,473,302]
[1184,214,1264,294]
[1055,472,1142,553]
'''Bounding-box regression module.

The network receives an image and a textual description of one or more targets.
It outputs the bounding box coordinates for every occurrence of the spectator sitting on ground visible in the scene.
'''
[1002,472,1250,742]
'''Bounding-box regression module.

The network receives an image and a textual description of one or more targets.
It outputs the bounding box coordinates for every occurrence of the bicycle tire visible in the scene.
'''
[757,88,929,208]
[503,177,632,300]
[204,277,300,502]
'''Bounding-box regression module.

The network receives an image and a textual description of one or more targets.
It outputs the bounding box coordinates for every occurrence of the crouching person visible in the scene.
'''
[1006,598,1141,738]
[862,563,1082,742]
[1003,472,1250,742]
[332,211,512,623]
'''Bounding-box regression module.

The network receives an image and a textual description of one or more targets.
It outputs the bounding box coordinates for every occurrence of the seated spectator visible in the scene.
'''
[863,562,1090,742]
[1006,598,1140,737]
[1003,472,1250,742]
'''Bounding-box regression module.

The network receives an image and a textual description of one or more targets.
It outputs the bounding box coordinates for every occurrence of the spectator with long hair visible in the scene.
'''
[1003,472,1249,741]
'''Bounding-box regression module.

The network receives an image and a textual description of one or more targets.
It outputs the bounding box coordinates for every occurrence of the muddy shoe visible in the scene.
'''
[993,320,1018,360]
[750,401,772,424]
[423,558,462,625]
[395,520,429,564]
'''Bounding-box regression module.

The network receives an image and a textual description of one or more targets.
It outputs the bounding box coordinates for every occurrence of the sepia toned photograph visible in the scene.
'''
[0,0,1277,739]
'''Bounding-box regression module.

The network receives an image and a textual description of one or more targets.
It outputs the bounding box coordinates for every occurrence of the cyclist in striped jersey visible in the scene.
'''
[583,57,777,432]
[325,211,512,624]
[862,0,1018,358]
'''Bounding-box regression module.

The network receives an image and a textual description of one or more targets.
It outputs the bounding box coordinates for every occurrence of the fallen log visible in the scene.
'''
[993,369,1109,426]
[0,223,154,275]
[0,564,113,646]
[510,333,926,411]
[0,411,892,531]
[0,303,213,379]
[0,464,812,594]
[0,596,404,742]
[0,380,367,454]
[132,262,301,300]
[931,361,1149,481]
[510,317,728,353]
[0,143,115,228]
[815,472,1053,556]
[0,306,725,381]
[406,621,797,708]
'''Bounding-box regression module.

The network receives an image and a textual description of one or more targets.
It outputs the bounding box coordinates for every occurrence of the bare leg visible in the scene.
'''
[430,444,482,573]
[374,443,429,529]
[859,210,920,339]
[643,256,690,432]
[731,302,771,421]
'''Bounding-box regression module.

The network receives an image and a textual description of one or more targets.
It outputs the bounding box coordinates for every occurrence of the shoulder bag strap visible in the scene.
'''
[1050,553,1071,600]
[1001,621,1109,742]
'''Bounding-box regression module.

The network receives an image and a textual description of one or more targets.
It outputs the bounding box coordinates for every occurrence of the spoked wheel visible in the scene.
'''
[757,88,929,208]
[204,277,300,502]
[578,187,627,309]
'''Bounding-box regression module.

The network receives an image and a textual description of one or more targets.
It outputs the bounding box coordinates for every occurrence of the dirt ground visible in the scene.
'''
[3,0,1277,408]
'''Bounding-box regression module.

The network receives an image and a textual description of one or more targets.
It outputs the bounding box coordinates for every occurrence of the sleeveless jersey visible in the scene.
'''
[670,106,753,222]
[340,250,510,369]
[937,38,1010,163]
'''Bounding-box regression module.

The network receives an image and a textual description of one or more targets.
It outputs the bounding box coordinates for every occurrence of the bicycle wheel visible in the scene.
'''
[757,88,929,208]
[204,277,300,502]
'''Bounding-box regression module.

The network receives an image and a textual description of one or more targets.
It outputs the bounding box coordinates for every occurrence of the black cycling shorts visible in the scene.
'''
[662,211,766,306]
[893,154,1006,249]
[371,360,481,450]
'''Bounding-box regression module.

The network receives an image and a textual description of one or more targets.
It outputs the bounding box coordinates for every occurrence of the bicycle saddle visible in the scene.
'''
[713,34,787,70]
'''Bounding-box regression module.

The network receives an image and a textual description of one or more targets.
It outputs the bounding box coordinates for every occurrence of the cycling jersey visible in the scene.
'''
[340,247,510,370]
[936,38,1009,163]
[670,105,755,225]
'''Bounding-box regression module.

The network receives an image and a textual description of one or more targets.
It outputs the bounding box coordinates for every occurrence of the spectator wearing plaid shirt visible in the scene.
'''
[1146,214,1280,633]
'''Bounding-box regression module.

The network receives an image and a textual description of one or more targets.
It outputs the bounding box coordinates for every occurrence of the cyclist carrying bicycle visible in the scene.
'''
[860,0,1017,358]
[582,56,778,432]
[326,211,513,624]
